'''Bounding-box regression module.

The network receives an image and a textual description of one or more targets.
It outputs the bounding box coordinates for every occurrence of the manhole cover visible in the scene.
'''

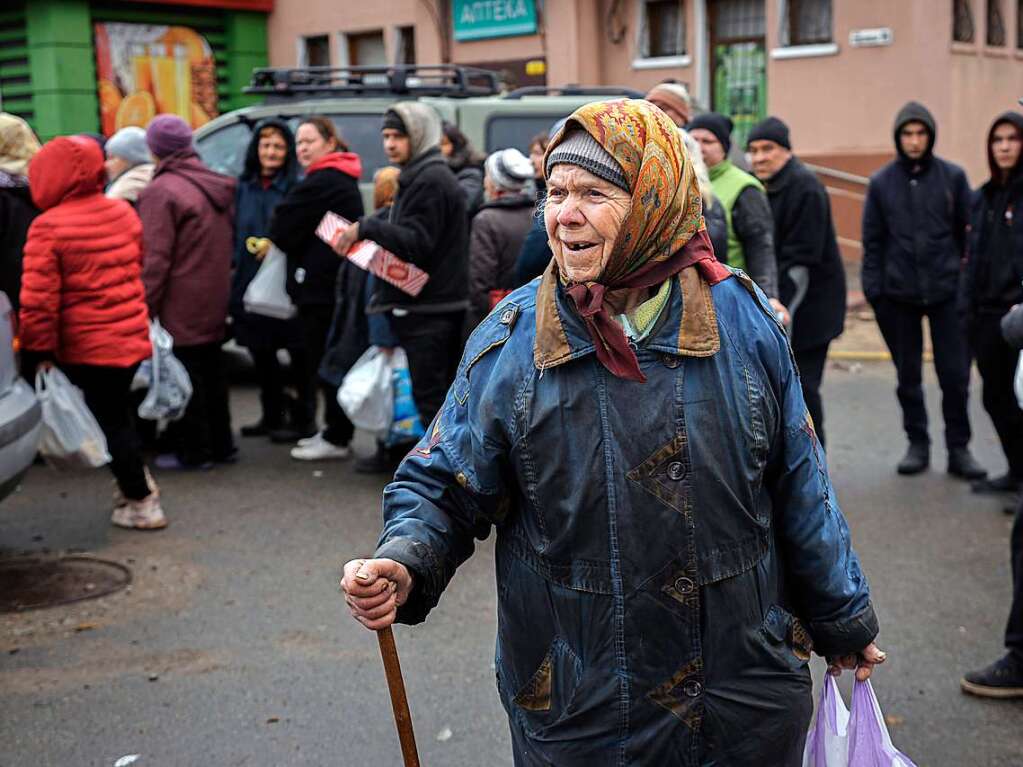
[0,555,132,612]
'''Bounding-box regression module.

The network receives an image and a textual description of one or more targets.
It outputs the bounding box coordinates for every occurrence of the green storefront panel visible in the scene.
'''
[10,0,266,141]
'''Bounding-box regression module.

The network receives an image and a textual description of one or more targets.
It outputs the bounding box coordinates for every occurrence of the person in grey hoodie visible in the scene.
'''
[861,101,985,480]
[104,126,154,205]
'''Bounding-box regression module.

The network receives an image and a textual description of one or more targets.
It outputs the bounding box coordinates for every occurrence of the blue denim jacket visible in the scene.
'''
[376,267,878,766]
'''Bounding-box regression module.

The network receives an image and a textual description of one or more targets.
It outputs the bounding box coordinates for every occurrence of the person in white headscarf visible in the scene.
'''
[0,113,41,310]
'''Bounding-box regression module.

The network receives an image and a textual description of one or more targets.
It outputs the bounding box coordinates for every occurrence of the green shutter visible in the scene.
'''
[0,3,33,130]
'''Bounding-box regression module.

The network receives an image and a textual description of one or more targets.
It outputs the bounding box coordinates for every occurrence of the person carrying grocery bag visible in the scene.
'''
[19,135,165,530]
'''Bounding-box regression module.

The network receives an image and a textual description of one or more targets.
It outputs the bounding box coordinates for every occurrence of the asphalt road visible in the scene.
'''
[1,362,1021,766]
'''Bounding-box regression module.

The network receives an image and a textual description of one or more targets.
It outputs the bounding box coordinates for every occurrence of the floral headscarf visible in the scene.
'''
[0,113,41,178]
[536,99,726,383]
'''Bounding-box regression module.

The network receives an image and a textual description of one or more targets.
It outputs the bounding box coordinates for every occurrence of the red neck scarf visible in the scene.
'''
[565,229,723,383]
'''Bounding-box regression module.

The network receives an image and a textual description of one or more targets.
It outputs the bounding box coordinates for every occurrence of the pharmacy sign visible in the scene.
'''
[453,0,538,41]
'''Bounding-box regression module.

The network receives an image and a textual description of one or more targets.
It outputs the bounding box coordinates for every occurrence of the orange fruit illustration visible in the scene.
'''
[115,90,157,131]
[98,79,122,136]
[162,26,210,65]
[190,102,211,129]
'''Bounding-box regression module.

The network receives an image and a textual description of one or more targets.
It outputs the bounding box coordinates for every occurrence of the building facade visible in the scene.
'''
[1,0,271,141]
[267,0,1023,185]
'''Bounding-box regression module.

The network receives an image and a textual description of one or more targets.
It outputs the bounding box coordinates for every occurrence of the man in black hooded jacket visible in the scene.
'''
[861,101,986,480]
[332,102,469,473]
[960,112,1023,496]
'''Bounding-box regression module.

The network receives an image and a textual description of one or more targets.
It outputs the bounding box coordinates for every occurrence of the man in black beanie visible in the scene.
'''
[688,112,779,306]
[748,116,846,447]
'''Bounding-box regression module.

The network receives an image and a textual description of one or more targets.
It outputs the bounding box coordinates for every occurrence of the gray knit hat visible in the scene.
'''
[545,128,630,192]
[105,126,151,166]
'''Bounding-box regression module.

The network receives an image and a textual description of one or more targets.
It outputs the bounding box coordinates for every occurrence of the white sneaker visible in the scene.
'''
[290,432,352,461]
[296,430,324,448]
[111,493,167,530]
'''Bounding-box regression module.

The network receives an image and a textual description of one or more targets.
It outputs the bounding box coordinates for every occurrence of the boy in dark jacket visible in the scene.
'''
[332,102,468,473]
[861,101,985,480]
[748,116,846,447]
[960,112,1023,495]
[139,115,237,470]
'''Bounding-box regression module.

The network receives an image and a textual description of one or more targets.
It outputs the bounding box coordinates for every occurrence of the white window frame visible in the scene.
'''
[633,0,689,68]
[773,0,838,57]
[298,34,331,67]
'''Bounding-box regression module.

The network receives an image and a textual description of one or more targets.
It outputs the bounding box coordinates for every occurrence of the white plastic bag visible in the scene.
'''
[1014,350,1023,410]
[244,244,296,320]
[338,347,393,433]
[35,367,111,470]
[138,320,193,422]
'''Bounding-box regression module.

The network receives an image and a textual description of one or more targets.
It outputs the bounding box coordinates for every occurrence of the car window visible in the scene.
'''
[485,114,568,155]
[322,114,390,180]
[195,121,252,177]
[197,113,389,181]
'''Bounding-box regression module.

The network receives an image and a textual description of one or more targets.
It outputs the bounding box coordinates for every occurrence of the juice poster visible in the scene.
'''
[94,23,219,137]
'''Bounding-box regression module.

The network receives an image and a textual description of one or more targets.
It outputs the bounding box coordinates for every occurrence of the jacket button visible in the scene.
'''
[661,354,681,369]
[682,679,703,698]
[667,461,685,481]
[500,309,515,325]
[456,472,468,487]
[673,576,695,595]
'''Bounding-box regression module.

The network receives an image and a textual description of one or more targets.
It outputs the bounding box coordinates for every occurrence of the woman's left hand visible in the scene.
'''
[332,221,360,257]
[827,642,887,681]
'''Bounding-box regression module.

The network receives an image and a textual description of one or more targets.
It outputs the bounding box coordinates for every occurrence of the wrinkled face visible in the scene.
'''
[689,129,725,167]
[544,164,631,284]
[899,121,929,160]
[439,134,453,157]
[992,122,1022,172]
[748,139,791,181]
[295,123,336,168]
[104,154,131,182]
[529,142,546,178]
[257,128,288,176]
[648,97,689,128]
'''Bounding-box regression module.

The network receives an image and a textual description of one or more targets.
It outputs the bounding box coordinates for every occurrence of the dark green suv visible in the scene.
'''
[194,65,641,206]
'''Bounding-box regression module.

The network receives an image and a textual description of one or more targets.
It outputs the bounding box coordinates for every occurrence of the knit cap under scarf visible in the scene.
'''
[538,99,724,383]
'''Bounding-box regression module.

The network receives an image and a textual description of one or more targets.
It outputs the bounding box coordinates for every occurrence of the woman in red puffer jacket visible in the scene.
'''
[19,135,165,530]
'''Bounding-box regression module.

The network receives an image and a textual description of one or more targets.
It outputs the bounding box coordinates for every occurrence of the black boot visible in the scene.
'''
[971,473,1023,495]
[947,447,987,481]
[268,394,316,444]
[961,652,1023,699]
[896,442,929,475]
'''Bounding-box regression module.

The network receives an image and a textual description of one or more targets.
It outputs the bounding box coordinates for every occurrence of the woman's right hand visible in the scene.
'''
[340,558,413,631]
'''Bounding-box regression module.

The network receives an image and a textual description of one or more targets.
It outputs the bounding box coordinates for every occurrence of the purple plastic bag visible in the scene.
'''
[848,680,917,767]
[803,677,917,767]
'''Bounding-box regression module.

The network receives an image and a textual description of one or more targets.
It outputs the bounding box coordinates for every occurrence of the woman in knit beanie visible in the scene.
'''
[105,126,155,204]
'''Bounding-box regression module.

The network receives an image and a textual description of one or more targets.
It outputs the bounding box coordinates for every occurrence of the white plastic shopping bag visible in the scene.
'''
[338,346,393,433]
[803,677,916,767]
[1014,350,1023,410]
[137,320,193,422]
[244,245,297,320]
[35,367,111,470]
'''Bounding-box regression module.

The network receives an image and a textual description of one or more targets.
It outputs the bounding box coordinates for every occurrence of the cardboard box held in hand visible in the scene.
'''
[315,212,430,297]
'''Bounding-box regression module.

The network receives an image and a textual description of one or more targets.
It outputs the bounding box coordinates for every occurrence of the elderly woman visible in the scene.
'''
[341,100,882,765]
[104,126,154,205]
[0,113,40,311]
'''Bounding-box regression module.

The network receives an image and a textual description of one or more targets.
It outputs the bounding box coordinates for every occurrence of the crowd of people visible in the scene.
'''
[1,81,1022,709]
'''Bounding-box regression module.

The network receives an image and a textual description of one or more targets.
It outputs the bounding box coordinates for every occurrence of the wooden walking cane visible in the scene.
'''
[377,626,421,767]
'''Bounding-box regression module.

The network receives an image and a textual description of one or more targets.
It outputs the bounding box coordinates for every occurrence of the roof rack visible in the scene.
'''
[245,65,502,99]
[501,85,646,100]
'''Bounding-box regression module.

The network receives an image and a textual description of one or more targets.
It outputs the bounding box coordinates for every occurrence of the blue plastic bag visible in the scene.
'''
[386,348,425,447]
[803,677,917,767]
